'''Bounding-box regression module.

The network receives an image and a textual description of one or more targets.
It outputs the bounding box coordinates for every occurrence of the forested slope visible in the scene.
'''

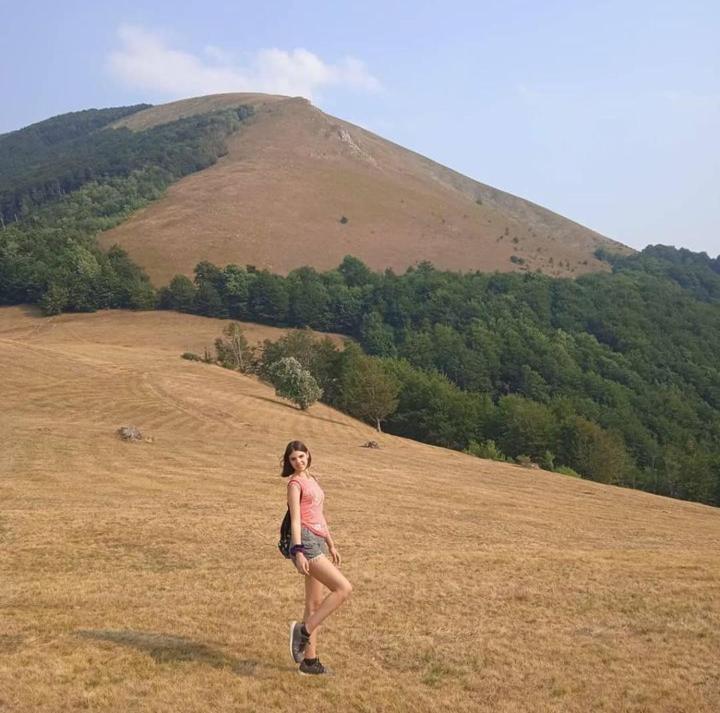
[156,248,720,506]
[0,104,253,311]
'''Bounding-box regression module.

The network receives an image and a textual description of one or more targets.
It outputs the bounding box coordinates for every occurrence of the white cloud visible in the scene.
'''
[107,25,381,100]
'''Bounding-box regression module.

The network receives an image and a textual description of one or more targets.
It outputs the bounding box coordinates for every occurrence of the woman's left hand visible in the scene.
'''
[329,545,341,567]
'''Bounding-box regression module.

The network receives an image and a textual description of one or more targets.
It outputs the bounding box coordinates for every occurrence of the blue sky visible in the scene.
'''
[3,0,718,256]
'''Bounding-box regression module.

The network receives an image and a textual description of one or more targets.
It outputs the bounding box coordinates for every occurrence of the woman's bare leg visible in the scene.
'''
[303,574,324,659]
[304,555,352,634]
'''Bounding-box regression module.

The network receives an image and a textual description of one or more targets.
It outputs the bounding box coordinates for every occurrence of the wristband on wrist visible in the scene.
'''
[290,544,306,556]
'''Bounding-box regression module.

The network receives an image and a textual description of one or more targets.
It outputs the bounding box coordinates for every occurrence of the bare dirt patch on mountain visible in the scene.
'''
[1,306,717,712]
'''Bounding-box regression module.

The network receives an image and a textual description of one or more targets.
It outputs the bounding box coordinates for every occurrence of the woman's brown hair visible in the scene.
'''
[281,440,312,477]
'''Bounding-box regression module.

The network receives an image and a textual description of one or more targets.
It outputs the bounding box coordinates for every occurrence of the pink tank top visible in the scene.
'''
[288,475,329,537]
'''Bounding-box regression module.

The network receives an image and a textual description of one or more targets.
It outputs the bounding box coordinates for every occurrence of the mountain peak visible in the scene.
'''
[101,93,632,284]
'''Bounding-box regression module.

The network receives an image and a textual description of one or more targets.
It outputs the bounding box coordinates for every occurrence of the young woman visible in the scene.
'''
[282,440,352,675]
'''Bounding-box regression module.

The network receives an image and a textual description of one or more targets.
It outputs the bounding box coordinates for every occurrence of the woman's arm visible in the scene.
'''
[287,480,302,546]
[287,481,309,575]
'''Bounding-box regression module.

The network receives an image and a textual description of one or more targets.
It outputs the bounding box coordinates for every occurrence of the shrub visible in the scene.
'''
[181,352,202,361]
[555,465,581,478]
[465,439,506,461]
[40,282,69,315]
[267,357,323,410]
[539,450,555,470]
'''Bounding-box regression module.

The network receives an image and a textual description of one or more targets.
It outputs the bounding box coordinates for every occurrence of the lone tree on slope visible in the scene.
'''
[340,349,399,432]
[267,357,323,410]
[214,322,254,373]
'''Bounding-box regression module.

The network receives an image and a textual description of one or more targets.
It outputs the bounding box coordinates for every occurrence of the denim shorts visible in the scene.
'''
[300,526,328,561]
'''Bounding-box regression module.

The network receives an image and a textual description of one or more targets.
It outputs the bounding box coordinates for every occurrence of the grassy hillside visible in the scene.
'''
[98,92,633,282]
[1,306,718,712]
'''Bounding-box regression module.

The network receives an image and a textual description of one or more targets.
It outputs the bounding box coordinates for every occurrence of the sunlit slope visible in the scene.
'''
[1,306,717,713]
[100,93,632,286]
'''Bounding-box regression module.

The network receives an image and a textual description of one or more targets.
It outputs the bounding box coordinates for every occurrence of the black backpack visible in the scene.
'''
[278,486,302,559]
[278,509,292,559]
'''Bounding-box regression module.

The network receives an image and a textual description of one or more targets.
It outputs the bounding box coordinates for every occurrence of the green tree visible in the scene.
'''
[288,266,331,327]
[40,282,69,315]
[248,271,289,324]
[214,323,254,372]
[223,264,252,319]
[267,357,323,410]
[325,281,363,334]
[385,359,493,450]
[159,274,197,312]
[338,255,373,287]
[194,261,226,292]
[339,348,400,431]
[126,281,156,310]
[494,395,557,460]
[561,417,631,484]
[258,329,343,404]
[194,281,224,316]
[361,311,397,357]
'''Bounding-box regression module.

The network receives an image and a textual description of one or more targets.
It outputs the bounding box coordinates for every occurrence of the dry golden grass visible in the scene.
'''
[100,94,633,286]
[1,306,718,713]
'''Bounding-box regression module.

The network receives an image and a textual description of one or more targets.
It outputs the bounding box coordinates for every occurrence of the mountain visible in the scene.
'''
[97,93,632,285]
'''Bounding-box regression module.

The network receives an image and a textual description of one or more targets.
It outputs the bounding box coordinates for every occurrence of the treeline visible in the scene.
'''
[0,107,253,312]
[0,104,252,224]
[160,252,720,506]
[598,245,720,304]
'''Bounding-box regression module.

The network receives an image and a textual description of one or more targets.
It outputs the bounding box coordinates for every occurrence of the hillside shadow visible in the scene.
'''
[245,393,349,426]
[76,629,258,676]
[16,304,44,317]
